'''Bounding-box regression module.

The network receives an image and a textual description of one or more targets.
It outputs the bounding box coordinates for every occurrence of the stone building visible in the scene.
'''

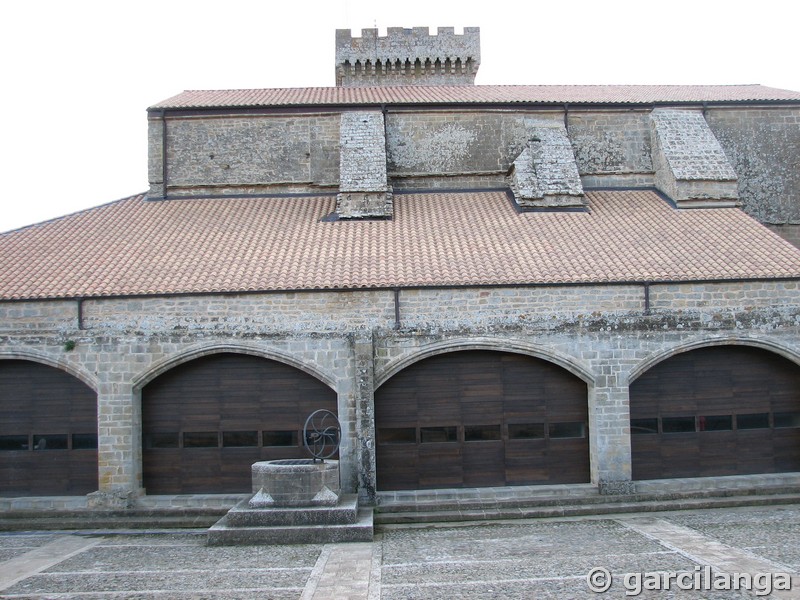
[2,27,800,514]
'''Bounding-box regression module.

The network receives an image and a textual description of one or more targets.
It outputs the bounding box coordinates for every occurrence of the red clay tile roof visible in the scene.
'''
[150,85,800,110]
[2,190,800,300]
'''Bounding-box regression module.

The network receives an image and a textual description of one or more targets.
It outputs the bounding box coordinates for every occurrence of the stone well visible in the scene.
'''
[249,459,340,508]
[208,457,372,545]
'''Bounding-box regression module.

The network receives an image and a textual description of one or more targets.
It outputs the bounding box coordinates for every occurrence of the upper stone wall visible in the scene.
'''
[146,104,800,226]
[568,110,653,183]
[385,111,561,178]
[706,107,800,224]
[151,114,340,197]
[335,27,480,87]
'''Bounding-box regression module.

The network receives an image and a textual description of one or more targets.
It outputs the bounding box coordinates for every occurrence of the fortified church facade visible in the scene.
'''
[3,28,800,512]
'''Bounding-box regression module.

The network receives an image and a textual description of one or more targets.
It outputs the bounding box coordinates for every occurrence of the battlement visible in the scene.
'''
[335,26,480,87]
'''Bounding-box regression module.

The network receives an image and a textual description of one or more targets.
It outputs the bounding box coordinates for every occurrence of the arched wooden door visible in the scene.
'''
[375,350,589,491]
[0,360,98,496]
[142,353,337,494]
[630,346,800,480]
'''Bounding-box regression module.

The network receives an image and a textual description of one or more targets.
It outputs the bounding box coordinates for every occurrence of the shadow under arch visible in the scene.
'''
[375,337,595,390]
[629,335,800,384]
[0,349,98,392]
[132,342,337,392]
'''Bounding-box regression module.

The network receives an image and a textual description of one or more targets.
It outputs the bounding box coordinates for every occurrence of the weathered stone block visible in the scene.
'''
[650,109,739,207]
[598,480,636,495]
[337,111,392,218]
[509,120,585,209]
[335,191,393,219]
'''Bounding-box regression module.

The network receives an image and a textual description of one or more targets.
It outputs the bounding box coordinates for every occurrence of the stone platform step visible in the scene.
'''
[0,508,226,531]
[375,477,800,526]
[224,494,360,527]
[208,506,374,545]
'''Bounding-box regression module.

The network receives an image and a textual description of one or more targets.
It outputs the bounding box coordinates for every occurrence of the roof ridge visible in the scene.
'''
[176,83,769,93]
[149,84,800,110]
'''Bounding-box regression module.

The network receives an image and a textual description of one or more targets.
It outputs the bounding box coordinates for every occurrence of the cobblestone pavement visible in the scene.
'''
[0,504,799,599]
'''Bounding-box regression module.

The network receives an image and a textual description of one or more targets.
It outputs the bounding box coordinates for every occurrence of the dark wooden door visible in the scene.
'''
[375,350,589,491]
[142,353,336,494]
[0,360,98,496]
[630,346,800,480]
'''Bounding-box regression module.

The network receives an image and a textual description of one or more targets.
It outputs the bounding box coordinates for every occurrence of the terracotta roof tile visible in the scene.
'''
[2,190,800,300]
[150,85,800,110]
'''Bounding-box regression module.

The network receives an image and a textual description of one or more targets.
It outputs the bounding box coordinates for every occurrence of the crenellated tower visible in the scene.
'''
[335,26,480,87]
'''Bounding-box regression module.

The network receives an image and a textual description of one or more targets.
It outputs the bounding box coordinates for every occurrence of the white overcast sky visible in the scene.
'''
[1,0,797,232]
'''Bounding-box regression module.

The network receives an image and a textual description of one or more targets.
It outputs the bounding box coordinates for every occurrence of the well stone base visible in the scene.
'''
[207,494,373,545]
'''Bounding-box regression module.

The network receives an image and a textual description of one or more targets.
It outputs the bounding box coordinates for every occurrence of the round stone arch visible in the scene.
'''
[627,334,800,480]
[375,337,595,390]
[132,342,337,393]
[628,335,800,385]
[0,349,99,393]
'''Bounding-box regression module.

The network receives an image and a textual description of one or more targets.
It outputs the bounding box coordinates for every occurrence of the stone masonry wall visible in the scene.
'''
[568,110,653,179]
[161,114,340,196]
[768,224,800,249]
[3,279,800,505]
[147,115,165,197]
[0,300,78,332]
[706,107,800,224]
[81,292,396,333]
[148,105,800,227]
[385,110,562,181]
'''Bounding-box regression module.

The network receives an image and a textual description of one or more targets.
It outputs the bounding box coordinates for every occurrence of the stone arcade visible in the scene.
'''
[2,27,800,527]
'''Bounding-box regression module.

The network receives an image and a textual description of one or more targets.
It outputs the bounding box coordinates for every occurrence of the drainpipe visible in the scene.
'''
[161,111,168,199]
[393,288,401,330]
[77,298,85,330]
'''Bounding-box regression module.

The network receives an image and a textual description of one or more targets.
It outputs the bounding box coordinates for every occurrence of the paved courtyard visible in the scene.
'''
[0,504,799,598]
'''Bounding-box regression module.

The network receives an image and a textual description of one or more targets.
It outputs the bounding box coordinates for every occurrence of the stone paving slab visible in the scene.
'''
[668,505,800,572]
[0,504,797,598]
[379,578,753,599]
[0,535,100,591]
[49,543,320,572]
[4,569,308,595]
[301,542,375,600]
[380,552,694,585]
